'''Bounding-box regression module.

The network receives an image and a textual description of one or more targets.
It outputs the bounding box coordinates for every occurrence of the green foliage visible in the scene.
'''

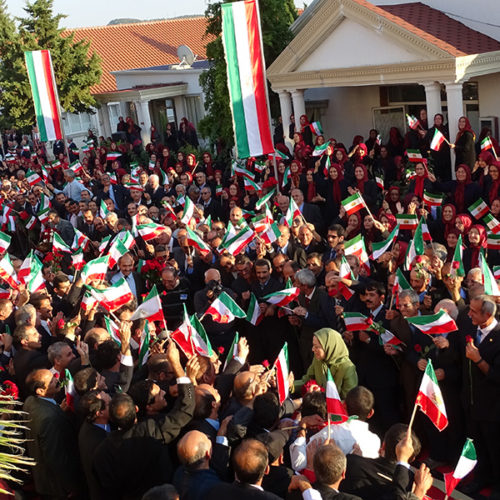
[0,0,102,130]
[198,0,297,156]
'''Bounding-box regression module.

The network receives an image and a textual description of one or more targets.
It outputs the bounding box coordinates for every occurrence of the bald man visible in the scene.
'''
[110,252,146,301]
[174,430,221,500]
[23,369,82,497]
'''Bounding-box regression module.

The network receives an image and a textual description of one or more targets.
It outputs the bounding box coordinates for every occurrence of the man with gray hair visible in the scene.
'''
[62,169,86,201]
[292,268,336,367]
[461,294,500,497]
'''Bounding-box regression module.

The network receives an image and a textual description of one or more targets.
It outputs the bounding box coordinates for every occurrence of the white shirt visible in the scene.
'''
[478,318,498,344]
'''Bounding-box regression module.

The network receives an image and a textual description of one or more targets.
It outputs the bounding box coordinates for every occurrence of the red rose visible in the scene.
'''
[217,346,225,355]
[262,359,270,369]
[56,319,65,330]
[452,261,460,269]
[0,380,19,400]
[466,335,473,344]
[414,344,422,353]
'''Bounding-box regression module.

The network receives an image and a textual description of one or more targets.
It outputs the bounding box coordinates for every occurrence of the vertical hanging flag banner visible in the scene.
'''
[222,0,274,158]
[24,50,63,142]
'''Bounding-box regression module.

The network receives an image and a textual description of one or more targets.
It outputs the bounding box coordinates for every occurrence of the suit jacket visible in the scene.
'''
[271,241,307,268]
[23,396,81,497]
[314,484,362,500]
[206,481,282,500]
[56,218,76,246]
[93,382,194,500]
[202,198,222,220]
[97,184,131,211]
[13,349,50,399]
[79,421,108,500]
[301,202,324,233]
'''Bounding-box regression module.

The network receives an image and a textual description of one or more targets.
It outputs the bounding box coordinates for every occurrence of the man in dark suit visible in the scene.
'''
[23,369,82,498]
[78,390,111,500]
[206,439,282,500]
[290,188,323,234]
[145,174,166,206]
[323,224,345,263]
[92,341,195,499]
[460,295,500,498]
[270,224,307,268]
[200,186,222,220]
[77,208,100,241]
[110,253,146,302]
[96,173,130,212]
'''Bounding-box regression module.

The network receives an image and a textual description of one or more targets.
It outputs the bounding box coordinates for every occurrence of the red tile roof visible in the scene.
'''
[64,17,211,94]
[356,1,500,57]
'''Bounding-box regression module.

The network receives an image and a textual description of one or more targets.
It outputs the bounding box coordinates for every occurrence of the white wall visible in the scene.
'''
[114,70,204,95]
[304,85,380,145]
[477,73,500,138]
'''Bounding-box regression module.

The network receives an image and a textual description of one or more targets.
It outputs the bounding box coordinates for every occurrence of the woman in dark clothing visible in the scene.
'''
[178,117,199,148]
[482,161,500,206]
[407,161,436,201]
[454,116,476,169]
[386,127,405,158]
[299,115,313,148]
[165,122,178,152]
[320,164,348,223]
[439,164,481,214]
[428,203,457,245]
[475,127,500,158]
[462,224,487,273]
[347,164,379,212]
[424,113,451,181]
[372,145,397,187]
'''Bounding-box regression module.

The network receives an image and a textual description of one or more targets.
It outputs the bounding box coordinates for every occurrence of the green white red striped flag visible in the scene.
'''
[430,128,446,151]
[104,316,121,346]
[261,222,281,245]
[89,278,134,312]
[244,176,261,192]
[444,439,477,497]
[423,191,444,207]
[415,359,448,431]
[171,305,212,357]
[406,114,419,130]
[404,218,425,270]
[469,198,489,220]
[221,0,274,158]
[274,343,289,404]
[26,169,42,186]
[81,255,109,284]
[483,213,500,234]
[220,226,254,255]
[487,233,500,250]
[137,223,168,241]
[312,143,328,157]
[371,225,398,260]
[0,254,18,289]
[406,309,457,335]
[310,121,323,135]
[326,369,348,423]
[205,291,246,323]
[181,196,195,224]
[479,250,500,296]
[130,285,164,322]
[262,287,300,307]
[375,175,384,190]
[285,197,302,227]
[452,234,465,276]
[341,192,365,216]
[343,312,373,331]
[99,199,109,219]
[481,136,494,151]
[53,232,71,253]
[18,251,45,293]
[245,292,263,325]
[72,248,85,271]
[231,162,255,180]
[396,213,418,230]
[343,234,370,274]
[186,227,211,256]
[64,369,76,411]
[24,50,63,142]
[224,332,239,370]
[406,149,422,162]
[0,232,11,254]
[138,322,151,366]
[106,152,121,161]
[190,313,214,357]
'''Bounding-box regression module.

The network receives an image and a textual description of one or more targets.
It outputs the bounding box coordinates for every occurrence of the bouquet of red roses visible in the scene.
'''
[140,259,165,288]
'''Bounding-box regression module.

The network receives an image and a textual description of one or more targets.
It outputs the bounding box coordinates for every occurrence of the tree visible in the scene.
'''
[0,0,101,130]
[198,0,297,156]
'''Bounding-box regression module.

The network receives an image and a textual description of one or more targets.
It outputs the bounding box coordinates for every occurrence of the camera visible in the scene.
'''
[206,279,224,300]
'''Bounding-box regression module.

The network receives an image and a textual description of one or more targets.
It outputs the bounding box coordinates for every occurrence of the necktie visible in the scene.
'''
[475,328,482,347]
[305,297,311,307]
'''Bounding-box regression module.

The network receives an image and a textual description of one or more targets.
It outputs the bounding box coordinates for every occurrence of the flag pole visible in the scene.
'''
[408,402,418,435]
[253,0,280,187]
[86,286,122,324]
[327,413,331,441]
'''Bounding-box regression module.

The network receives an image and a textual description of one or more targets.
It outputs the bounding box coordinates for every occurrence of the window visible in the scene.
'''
[185,96,203,127]
[107,103,122,131]
[63,111,92,135]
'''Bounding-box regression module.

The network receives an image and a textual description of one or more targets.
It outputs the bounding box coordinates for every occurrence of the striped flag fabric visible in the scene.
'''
[430,128,446,151]
[261,222,281,245]
[224,332,239,370]
[281,166,291,188]
[481,136,494,151]
[262,287,300,307]
[479,250,500,296]
[487,233,500,250]
[343,234,370,274]
[341,192,365,216]
[415,359,448,431]
[377,328,403,348]
[244,176,261,192]
[338,255,354,301]
[186,227,211,256]
[205,291,246,323]
[53,232,72,253]
[130,285,164,322]
[406,114,419,130]
[81,255,109,284]
[0,254,18,289]
[404,218,425,270]
[375,175,384,190]
[285,197,302,227]
[444,439,477,497]
[106,152,121,161]
[452,234,465,276]
[274,343,289,404]
[343,312,373,331]
[421,219,432,242]
[406,149,422,162]
[0,232,11,254]
[220,226,255,255]
[494,266,500,280]
[190,313,214,357]
[221,0,274,158]
[99,200,109,219]
[24,50,63,142]
[326,369,348,423]
[72,248,85,271]
[469,198,490,220]
[104,316,122,346]
[371,225,398,260]
[312,143,328,157]
[64,369,76,411]
[406,309,457,335]
[396,214,418,230]
[231,162,255,180]
[171,305,212,358]
[423,191,444,207]
[181,197,195,224]
[245,292,264,326]
[483,213,500,234]
[26,169,42,186]
[138,323,151,366]
[89,278,134,312]
[137,223,168,241]
[309,121,323,135]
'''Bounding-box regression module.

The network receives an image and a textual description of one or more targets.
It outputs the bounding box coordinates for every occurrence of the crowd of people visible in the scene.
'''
[0,108,499,500]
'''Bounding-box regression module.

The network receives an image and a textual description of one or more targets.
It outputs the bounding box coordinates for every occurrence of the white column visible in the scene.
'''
[290,89,306,132]
[422,81,442,121]
[445,82,464,179]
[135,100,152,146]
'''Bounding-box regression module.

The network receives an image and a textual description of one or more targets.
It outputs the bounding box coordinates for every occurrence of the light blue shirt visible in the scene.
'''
[62,179,87,202]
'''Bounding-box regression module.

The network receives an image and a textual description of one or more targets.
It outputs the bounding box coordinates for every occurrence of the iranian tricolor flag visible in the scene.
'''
[244,176,261,192]
[312,143,328,157]
[137,223,168,241]
[452,234,465,276]
[221,226,254,255]
[73,228,91,251]
[69,160,82,174]
[221,0,274,158]
[343,234,370,274]
[262,287,300,307]
[338,255,354,301]
[483,213,500,234]
[106,152,121,161]
[251,214,269,233]
[91,278,134,312]
[64,369,76,411]
[104,316,121,346]
[371,225,398,260]
[406,114,419,130]
[261,222,281,245]
[394,268,412,301]
[72,248,85,271]
[285,197,302,227]
[53,232,72,253]
[487,233,500,250]
[108,237,129,269]
[430,128,446,151]
[232,162,255,180]
[309,121,323,135]
[191,313,214,357]
[494,266,500,280]
[186,227,211,256]
[18,251,45,292]
[421,219,432,242]
[205,291,246,323]
[274,343,289,404]
[404,218,425,271]
[81,290,97,313]
[81,255,109,284]
[326,369,348,423]
[469,198,490,220]
[375,175,384,190]
[99,200,109,219]
[171,305,212,357]
[423,191,444,207]
[396,213,418,230]
[0,254,18,289]
[26,169,42,186]
[341,192,365,216]
[415,359,448,431]
[245,292,264,325]
[130,285,164,322]
[481,136,494,151]
[406,149,422,162]
[0,231,11,254]
[444,439,477,497]
[406,309,457,335]
[224,332,239,370]
[343,312,373,331]
[98,235,111,254]
[24,50,63,142]
[378,329,403,348]
[138,322,151,366]
[181,197,195,224]
[479,250,500,296]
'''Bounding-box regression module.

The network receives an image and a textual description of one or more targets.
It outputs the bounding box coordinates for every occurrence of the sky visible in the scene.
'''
[6,0,312,28]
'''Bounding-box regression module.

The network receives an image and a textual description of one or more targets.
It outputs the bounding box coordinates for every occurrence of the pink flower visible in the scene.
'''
[466,335,473,344]
[217,346,225,355]
[262,359,270,369]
